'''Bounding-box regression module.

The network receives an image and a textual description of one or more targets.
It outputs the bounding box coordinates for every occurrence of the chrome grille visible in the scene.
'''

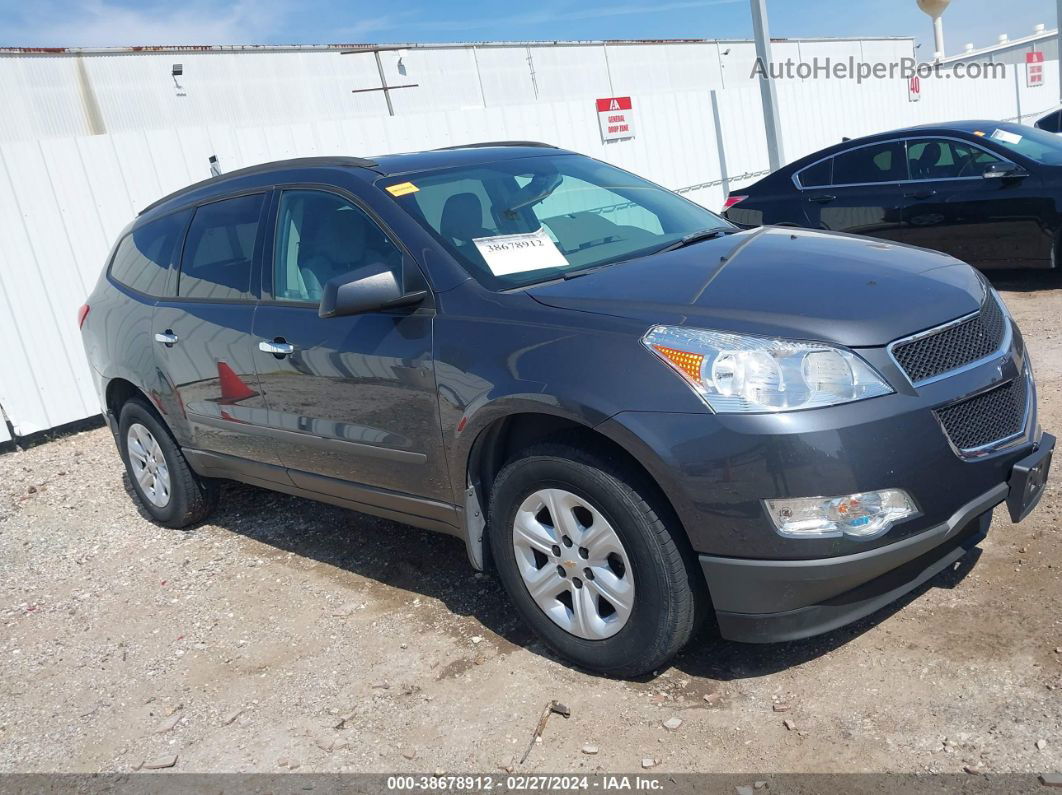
[935,375,1028,453]
[891,294,1006,384]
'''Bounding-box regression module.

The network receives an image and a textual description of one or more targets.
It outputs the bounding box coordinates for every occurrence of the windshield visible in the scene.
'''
[381,154,733,289]
[981,123,1062,165]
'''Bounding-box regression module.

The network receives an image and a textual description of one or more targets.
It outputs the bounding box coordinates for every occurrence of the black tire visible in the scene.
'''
[488,443,702,677]
[117,398,218,528]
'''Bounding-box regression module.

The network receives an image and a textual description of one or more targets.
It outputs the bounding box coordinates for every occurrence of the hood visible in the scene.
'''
[527,226,985,347]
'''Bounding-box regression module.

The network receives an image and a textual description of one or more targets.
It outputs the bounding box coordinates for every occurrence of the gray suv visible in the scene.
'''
[79,143,1053,676]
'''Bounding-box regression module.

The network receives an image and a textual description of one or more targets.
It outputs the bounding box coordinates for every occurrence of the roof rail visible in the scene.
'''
[138,155,377,216]
[434,141,558,151]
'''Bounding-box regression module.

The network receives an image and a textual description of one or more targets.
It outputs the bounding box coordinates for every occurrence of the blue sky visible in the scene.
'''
[0,0,1055,56]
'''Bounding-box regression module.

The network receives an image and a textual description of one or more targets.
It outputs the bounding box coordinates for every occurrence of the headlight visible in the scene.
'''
[765,489,917,539]
[643,326,892,413]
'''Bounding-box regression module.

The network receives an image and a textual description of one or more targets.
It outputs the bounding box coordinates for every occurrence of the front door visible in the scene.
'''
[153,192,281,466]
[251,188,451,517]
[897,137,1052,268]
[802,139,907,242]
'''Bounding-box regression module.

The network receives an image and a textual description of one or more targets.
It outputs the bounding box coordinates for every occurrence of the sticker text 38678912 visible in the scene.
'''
[472,228,569,276]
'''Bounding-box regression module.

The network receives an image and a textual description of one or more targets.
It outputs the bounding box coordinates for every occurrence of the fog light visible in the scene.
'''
[765,490,916,539]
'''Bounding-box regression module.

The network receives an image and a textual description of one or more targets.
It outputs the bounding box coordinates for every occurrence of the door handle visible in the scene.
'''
[154,330,178,346]
[808,194,836,204]
[259,339,295,357]
[904,189,937,199]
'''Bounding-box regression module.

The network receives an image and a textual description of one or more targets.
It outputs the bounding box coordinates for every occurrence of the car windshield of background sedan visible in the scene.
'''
[383,154,733,289]
[984,123,1062,165]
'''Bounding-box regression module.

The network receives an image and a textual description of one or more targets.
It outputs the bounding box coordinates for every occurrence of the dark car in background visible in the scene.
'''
[724,121,1062,270]
[80,143,1052,677]
[1035,108,1062,135]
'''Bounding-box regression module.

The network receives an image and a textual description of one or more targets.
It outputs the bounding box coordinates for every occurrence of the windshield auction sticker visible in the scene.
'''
[990,129,1022,145]
[473,228,569,276]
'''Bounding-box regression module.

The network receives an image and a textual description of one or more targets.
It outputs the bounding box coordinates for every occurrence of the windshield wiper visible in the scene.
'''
[557,227,737,281]
[655,226,735,254]
[562,263,614,280]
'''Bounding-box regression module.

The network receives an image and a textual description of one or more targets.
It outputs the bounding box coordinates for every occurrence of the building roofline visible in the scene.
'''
[0,36,915,57]
[940,27,1057,63]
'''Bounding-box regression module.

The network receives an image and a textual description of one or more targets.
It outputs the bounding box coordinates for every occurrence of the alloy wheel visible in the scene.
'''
[511,488,635,640]
[126,423,171,508]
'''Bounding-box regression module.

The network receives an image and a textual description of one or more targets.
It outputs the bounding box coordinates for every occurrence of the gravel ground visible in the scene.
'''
[0,272,1060,776]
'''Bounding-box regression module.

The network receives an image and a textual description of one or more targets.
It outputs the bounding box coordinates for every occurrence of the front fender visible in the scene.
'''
[435,286,706,504]
[433,285,707,568]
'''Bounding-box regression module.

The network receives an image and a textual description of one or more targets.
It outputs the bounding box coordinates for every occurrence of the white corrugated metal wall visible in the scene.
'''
[0,39,917,141]
[0,41,1055,440]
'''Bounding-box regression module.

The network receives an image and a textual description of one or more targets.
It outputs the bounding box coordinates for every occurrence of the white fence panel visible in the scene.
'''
[711,84,771,199]
[1014,64,1061,123]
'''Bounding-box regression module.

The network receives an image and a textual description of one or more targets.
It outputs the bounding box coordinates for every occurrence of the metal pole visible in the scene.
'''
[933,17,945,59]
[374,49,394,117]
[750,0,785,171]
[1057,0,1062,103]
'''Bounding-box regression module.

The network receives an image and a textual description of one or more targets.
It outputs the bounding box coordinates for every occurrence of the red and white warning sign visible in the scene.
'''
[1027,51,1045,87]
[596,96,635,142]
[908,75,921,102]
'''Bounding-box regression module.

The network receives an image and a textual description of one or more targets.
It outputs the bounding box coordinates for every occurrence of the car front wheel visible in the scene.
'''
[488,443,702,677]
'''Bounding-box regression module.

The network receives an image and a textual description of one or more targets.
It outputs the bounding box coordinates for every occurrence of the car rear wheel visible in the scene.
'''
[117,398,218,528]
[488,443,702,677]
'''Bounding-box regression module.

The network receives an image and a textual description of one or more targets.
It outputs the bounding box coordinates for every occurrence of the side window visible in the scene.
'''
[178,194,264,301]
[274,190,405,303]
[953,142,1005,177]
[832,141,908,185]
[109,211,190,297]
[906,138,1003,180]
[797,158,832,188]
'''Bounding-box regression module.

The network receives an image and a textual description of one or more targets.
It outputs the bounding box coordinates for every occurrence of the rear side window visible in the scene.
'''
[109,211,190,297]
[178,194,264,301]
[832,141,908,185]
[796,158,832,188]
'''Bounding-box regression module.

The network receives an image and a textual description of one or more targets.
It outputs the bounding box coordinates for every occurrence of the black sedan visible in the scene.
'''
[723,121,1062,269]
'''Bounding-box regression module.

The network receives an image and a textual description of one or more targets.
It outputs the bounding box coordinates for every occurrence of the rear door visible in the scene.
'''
[152,191,282,465]
[800,139,907,242]
[897,136,1052,267]
[250,187,451,513]
[97,211,189,423]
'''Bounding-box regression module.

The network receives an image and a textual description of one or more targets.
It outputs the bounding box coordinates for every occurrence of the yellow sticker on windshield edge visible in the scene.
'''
[973,130,986,137]
[386,181,419,197]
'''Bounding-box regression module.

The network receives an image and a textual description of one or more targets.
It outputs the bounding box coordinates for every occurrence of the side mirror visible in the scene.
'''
[318,262,427,319]
[983,162,1028,179]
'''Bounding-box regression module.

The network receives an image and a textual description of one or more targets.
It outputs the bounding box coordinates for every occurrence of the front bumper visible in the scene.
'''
[595,325,1051,641]
[705,431,1053,642]
[703,484,999,642]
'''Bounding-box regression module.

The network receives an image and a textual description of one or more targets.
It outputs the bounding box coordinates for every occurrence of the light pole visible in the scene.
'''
[750,0,785,171]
